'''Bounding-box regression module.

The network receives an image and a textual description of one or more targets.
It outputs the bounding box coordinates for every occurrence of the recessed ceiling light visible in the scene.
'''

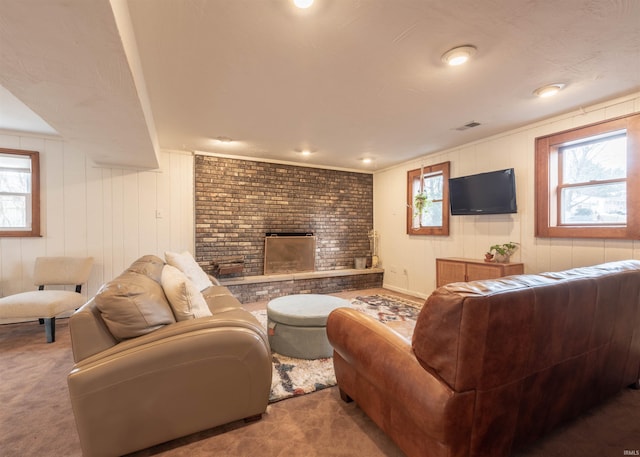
[441,45,477,66]
[361,158,373,164]
[293,0,314,9]
[213,136,233,143]
[533,83,566,98]
[295,147,316,156]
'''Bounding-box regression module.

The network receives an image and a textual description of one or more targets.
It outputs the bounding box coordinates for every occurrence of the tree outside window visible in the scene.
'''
[559,132,626,225]
[0,148,40,237]
[535,113,640,239]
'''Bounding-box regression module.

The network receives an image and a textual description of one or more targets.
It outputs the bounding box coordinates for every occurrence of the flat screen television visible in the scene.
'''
[449,168,517,215]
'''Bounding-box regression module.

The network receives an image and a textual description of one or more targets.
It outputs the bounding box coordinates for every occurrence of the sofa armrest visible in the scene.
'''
[69,298,118,363]
[67,319,272,456]
[74,308,268,366]
[69,321,271,382]
[68,315,272,456]
[326,307,474,442]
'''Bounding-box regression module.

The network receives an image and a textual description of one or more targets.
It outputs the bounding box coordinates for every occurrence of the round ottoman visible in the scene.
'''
[267,294,351,359]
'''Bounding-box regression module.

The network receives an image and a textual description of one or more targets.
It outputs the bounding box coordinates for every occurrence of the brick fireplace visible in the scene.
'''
[194,154,382,302]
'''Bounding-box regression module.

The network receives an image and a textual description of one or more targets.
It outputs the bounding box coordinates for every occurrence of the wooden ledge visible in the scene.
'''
[219,268,384,286]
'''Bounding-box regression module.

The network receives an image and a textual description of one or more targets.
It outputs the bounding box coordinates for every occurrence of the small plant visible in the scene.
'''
[413,191,432,219]
[489,242,518,262]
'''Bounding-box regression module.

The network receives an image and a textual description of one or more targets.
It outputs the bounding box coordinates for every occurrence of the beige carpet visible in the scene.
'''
[2,309,639,456]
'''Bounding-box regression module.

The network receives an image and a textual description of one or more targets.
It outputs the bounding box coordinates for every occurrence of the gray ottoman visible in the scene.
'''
[267,294,351,359]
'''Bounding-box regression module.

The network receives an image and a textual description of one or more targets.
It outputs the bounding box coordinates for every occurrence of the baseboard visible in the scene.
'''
[382,283,430,300]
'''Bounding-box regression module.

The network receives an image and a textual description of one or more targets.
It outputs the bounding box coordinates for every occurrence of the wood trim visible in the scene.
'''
[534,112,640,240]
[0,148,41,237]
[406,161,450,236]
[535,136,550,237]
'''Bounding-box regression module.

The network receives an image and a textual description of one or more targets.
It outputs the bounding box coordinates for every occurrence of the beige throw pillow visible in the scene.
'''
[95,269,176,341]
[161,264,212,321]
[165,250,213,291]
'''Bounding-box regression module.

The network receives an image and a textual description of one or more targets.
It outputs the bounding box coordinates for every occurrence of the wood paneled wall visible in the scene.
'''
[375,93,640,299]
[0,132,194,318]
[3,93,639,309]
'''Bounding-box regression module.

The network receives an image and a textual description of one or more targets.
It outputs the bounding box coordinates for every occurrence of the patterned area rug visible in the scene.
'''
[252,294,423,403]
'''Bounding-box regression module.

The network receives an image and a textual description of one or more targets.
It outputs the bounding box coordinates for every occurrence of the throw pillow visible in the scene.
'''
[161,264,212,321]
[126,254,166,283]
[95,270,176,341]
[165,250,213,291]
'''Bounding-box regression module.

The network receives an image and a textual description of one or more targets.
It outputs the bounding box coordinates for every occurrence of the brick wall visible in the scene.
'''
[195,155,374,277]
[225,273,383,304]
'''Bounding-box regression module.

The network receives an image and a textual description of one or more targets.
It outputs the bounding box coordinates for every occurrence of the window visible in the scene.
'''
[0,148,40,237]
[535,113,640,239]
[407,161,450,236]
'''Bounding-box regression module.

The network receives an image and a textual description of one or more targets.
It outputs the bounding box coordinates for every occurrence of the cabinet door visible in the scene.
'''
[437,260,466,287]
[466,263,503,281]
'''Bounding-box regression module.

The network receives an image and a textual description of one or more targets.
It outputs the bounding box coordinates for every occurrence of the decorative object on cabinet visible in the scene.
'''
[489,241,518,263]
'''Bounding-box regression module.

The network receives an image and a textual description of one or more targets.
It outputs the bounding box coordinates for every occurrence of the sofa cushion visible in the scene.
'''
[126,254,166,283]
[165,251,213,291]
[95,270,176,341]
[161,265,212,321]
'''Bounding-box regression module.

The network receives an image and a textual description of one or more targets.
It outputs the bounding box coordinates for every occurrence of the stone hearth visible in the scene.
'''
[221,268,384,304]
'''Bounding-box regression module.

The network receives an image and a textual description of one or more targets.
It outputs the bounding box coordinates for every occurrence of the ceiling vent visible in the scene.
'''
[454,121,481,131]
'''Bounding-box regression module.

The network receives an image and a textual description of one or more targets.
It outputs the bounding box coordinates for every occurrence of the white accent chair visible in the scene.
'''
[0,257,93,342]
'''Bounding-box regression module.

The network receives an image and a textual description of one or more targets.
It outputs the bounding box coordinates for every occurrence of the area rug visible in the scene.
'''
[252,294,423,403]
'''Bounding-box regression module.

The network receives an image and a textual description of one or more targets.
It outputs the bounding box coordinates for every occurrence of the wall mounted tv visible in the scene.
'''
[449,168,517,215]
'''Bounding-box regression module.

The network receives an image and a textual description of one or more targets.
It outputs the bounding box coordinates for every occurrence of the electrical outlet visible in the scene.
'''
[155,210,164,219]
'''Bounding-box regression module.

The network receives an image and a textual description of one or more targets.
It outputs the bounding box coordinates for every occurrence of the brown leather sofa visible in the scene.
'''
[327,260,640,457]
[67,255,271,457]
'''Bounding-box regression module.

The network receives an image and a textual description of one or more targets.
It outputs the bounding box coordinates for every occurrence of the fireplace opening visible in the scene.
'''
[264,232,316,274]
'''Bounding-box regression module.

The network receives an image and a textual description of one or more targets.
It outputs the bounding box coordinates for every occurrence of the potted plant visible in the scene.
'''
[413,191,432,226]
[489,242,518,263]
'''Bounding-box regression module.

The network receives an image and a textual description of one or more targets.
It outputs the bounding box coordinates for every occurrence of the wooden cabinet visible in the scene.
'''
[436,257,524,287]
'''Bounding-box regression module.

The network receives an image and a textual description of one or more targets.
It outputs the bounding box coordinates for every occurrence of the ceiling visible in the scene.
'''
[1,0,639,171]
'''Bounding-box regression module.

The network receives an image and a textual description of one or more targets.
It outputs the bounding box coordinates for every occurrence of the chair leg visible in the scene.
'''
[44,317,55,343]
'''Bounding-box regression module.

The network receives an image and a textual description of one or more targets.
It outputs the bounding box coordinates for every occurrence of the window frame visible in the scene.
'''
[0,148,41,237]
[535,113,640,239]
[406,161,450,236]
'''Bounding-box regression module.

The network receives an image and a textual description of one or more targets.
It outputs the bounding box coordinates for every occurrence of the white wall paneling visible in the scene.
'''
[0,133,194,324]
[2,93,638,313]
[374,92,640,299]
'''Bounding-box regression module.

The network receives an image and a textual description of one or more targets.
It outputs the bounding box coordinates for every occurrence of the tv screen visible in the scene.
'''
[449,168,517,215]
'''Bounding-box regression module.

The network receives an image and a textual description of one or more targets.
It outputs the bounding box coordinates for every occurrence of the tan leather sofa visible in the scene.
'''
[327,260,640,457]
[67,255,271,457]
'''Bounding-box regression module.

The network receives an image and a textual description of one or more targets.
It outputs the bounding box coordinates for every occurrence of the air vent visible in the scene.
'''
[454,121,481,131]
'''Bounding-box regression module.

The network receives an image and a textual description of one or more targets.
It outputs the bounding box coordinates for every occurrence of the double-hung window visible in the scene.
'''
[0,148,40,237]
[535,113,640,239]
[406,161,450,236]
